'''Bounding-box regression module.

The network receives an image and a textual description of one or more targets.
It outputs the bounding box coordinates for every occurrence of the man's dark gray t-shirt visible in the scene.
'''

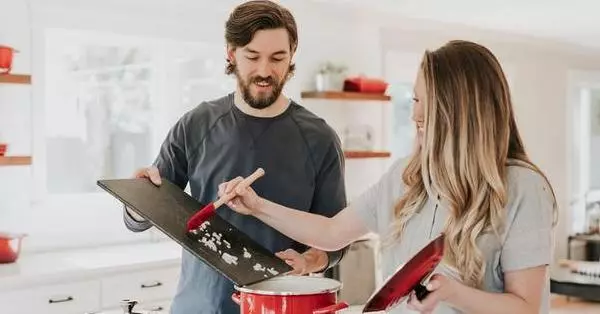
[124,93,347,314]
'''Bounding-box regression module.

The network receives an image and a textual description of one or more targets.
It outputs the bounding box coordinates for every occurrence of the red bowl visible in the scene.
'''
[343,77,388,94]
[0,143,7,156]
[0,233,27,264]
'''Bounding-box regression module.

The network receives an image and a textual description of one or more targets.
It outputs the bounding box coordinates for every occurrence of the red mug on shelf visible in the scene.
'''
[0,143,7,156]
[0,232,27,263]
[0,46,18,75]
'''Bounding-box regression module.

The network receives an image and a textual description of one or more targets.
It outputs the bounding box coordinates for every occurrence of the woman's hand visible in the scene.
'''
[218,176,264,215]
[407,274,461,313]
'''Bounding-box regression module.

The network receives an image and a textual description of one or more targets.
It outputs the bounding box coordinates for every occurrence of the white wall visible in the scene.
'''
[1,0,600,259]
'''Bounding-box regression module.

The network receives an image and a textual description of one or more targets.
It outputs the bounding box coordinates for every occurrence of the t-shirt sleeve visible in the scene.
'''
[123,114,191,232]
[310,140,347,217]
[152,115,190,189]
[309,138,348,270]
[349,158,407,234]
[501,169,555,272]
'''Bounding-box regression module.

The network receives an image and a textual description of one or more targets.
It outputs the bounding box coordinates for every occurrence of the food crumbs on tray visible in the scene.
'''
[223,240,231,249]
[266,268,279,275]
[243,247,252,259]
[222,252,238,265]
[199,221,210,232]
[253,263,266,272]
[200,237,217,252]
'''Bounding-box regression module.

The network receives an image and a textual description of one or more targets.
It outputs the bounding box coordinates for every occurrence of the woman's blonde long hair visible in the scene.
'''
[390,40,557,288]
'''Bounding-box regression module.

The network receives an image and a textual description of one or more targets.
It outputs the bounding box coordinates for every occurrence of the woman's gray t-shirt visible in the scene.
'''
[350,158,555,313]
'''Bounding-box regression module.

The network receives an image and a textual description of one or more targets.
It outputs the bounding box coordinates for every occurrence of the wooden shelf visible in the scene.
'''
[344,151,391,159]
[0,156,32,166]
[0,74,32,85]
[301,91,391,101]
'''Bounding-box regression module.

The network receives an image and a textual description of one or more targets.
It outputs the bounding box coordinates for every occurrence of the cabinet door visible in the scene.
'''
[100,299,172,314]
[0,280,101,314]
[101,266,179,308]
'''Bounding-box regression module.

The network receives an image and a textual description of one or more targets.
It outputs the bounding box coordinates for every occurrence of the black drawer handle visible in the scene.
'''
[48,296,74,304]
[141,281,163,289]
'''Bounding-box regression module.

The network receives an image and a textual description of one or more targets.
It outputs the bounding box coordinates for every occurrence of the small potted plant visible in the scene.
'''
[315,62,348,91]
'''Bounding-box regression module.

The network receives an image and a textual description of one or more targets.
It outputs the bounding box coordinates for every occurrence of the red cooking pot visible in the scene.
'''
[0,232,27,263]
[232,276,348,314]
[0,46,18,75]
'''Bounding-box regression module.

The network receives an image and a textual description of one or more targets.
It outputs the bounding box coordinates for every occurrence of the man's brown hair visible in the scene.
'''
[225,0,297,75]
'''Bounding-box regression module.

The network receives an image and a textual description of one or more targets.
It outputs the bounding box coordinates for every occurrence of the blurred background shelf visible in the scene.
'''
[344,151,391,159]
[301,91,391,101]
[0,74,32,85]
[0,156,32,166]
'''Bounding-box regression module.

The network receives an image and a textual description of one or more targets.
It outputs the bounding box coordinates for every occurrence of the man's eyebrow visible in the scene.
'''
[243,47,289,56]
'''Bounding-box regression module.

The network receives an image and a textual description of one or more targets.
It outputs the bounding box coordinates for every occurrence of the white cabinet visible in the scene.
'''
[135,300,172,313]
[102,300,173,314]
[338,239,379,306]
[101,266,180,307]
[0,241,181,314]
[0,280,101,314]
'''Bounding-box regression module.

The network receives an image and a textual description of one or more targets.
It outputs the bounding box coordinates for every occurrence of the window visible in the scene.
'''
[569,72,600,233]
[37,29,234,204]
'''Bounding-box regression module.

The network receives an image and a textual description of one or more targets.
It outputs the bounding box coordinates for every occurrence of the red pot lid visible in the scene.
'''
[362,233,445,312]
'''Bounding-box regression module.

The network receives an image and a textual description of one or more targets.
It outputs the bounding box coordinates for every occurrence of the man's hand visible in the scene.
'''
[134,166,162,185]
[126,166,162,222]
[276,248,329,275]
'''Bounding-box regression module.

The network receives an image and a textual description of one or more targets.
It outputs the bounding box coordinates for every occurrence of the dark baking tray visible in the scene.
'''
[97,178,292,286]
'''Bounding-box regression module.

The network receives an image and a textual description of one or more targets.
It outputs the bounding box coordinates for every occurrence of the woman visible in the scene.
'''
[220,40,557,314]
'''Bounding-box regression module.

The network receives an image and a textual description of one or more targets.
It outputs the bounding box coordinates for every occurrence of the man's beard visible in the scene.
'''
[235,67,287,109]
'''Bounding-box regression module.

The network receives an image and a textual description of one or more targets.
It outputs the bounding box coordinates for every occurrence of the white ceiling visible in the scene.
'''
[316,0,600,49]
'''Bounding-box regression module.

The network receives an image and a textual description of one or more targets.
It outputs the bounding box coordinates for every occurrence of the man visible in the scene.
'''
[123,1,348,313]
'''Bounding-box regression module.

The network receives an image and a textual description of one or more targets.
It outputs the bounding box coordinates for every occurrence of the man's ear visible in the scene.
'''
[226,45,236,65]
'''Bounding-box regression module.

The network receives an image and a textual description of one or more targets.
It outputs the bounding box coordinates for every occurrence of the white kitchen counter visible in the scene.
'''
[0,240,181,291]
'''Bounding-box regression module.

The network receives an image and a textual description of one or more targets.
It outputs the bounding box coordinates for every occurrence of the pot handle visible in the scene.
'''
[313,302,348,314]
[231,292,241,305]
